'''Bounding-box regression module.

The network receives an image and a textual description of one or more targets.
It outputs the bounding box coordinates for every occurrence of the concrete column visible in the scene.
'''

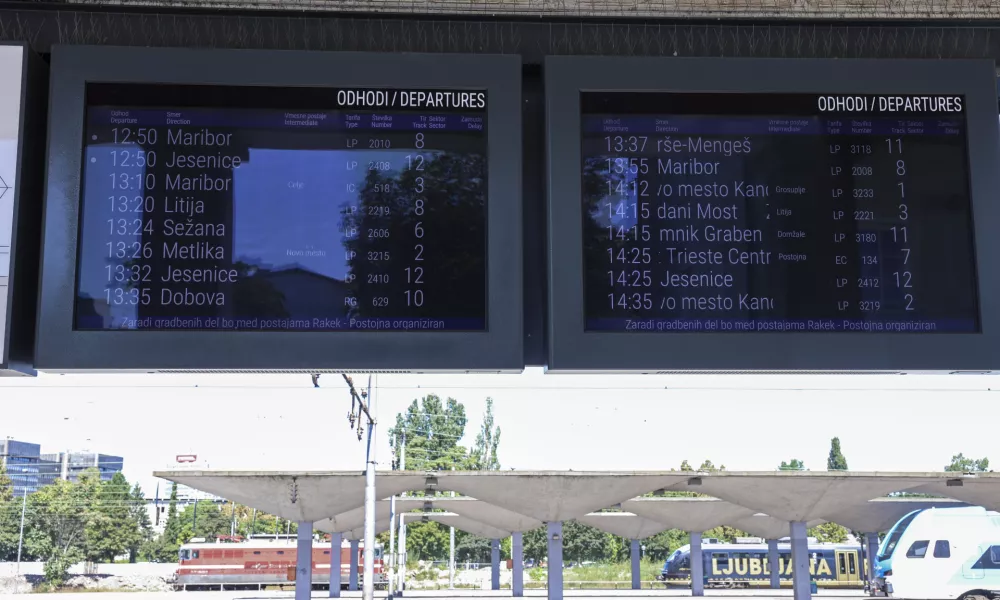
[865,532,879,595]
[329,532,342,598]
[767,538,780,589]
[630,539,641,590]
[547,522,563,600]
[790,521,811,600]
[349,539,359,591]
[295,522,313,600]
[491,538,501,590]
[512,532,524,597]
[690,532,704,597]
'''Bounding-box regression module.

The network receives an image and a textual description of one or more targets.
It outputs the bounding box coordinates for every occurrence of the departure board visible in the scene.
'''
[582,91,979,334]
[75,83,488,332]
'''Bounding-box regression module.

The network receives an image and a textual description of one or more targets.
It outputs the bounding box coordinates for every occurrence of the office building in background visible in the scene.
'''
[0,437,42,496]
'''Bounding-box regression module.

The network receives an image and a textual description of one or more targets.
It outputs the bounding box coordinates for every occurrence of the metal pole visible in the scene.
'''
[388,495,397,598]
[449,475,455,589]
[362,378,377,600]
[448,526,455,589]
[398,433,406,595]
[398,514,408,594]
[15,488,27,576]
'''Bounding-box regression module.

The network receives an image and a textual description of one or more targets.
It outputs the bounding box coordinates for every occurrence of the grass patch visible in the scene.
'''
[524,559,663,585]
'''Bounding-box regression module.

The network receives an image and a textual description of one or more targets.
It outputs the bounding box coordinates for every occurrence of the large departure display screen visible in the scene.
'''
[75,83,488,332]
[582,91,979,334]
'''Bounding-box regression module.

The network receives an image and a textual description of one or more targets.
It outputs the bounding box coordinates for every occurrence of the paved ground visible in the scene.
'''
[1,590,871,600]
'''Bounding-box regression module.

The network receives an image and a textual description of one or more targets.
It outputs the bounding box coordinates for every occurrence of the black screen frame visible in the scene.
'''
[38,46,522,372]
[546,56,1000,373]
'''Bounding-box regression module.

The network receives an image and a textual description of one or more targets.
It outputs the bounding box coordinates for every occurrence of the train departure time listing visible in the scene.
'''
[581,92,980,333]
[74,83,488,332]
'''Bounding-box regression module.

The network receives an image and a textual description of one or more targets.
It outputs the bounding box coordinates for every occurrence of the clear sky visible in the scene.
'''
[0,370,997,497]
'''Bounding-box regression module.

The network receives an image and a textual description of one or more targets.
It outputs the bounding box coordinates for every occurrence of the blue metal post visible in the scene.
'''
[690,532,703,597]
[547,522,563,600]
[296,522,313,600]
[790,521,811,600]
[329,532,342,598]
[630,539,641,590]
[349,539,360,591]
[768,538,780,589]
[512,532,524,597]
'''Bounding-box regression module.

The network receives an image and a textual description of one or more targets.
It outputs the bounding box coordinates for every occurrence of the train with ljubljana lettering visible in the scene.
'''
[174,536,386,591]
[658,540,866,589]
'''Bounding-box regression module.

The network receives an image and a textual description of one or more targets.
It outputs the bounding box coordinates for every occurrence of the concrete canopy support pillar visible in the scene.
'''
[547,522,563,600]
[630,539,641,590]
[295,522,313,600]
[329,532,343,598]
[512,532,524,597]
[767,538,780,589]
[349,539,359,591]
[865,532,879,595]
[491,538,501,590]
[690,532,703,597]
[790,521,811,600]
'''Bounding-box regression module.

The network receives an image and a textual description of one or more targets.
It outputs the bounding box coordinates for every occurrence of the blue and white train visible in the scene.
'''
[876,506,1000,599]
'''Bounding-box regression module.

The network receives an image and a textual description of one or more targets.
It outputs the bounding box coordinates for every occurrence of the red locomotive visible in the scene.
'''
[175,535,386,590]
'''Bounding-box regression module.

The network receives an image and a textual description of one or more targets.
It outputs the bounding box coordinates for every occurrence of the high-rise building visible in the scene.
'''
[0,437,42,497]
[38,452,125,486]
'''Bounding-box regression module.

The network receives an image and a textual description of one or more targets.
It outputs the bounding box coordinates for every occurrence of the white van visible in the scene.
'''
[885,507,1000,599]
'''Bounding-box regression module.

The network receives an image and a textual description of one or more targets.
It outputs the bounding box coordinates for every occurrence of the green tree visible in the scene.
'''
[177,500,230,542]
[522,526,547,563]
[388,395,470,471]
[402,520,449,562]
[454,531,492,562]
[85,472,137,563]
[642,530,689,561]
[779,459,806,471]
[828,438,848,470]
[563,520,610,563]
[703,525,749,542]
[468,398,501,471]
[0,462,19,561]
[145,482,182,562]
[945,453,990,472]
[128,483,153,562]
[25,478,90,585]
[809,522,850,543]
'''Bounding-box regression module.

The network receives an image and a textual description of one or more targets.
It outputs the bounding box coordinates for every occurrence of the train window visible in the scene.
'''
[375,548,382,558]
[179,550,189,560]
[323,550,330,555]
[253,551,261,555]
[879,510,922,561]
[905,541,929,558]
[848,553,857,575]
[933,541,951,558]
[838,553,846,574]
[973,546,1000,569]
[192,550,199,559]
[713,552,729,570]
[277,551,285,555]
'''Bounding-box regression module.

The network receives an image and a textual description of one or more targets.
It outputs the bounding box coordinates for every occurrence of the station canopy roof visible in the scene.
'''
[156,470,1000,539]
